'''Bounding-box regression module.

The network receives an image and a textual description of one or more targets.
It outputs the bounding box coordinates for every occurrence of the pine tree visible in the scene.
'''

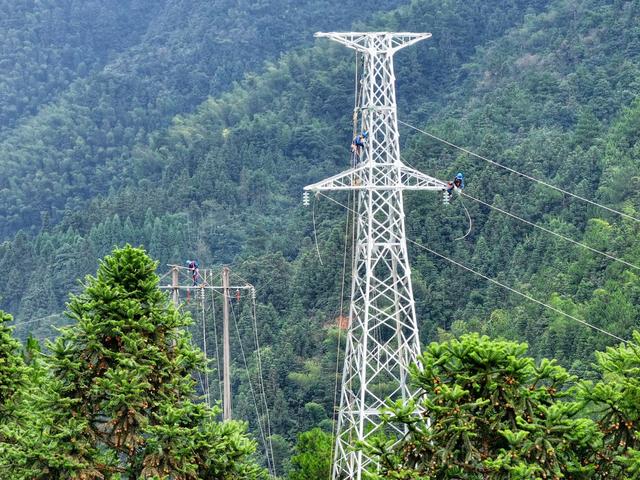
[34,245,263,479]
[8,336,103,480]
[367,334,601,479]
[0,310,26,421]
[0,310,29,476]
[287,428,332,480]
[580,331,640,479]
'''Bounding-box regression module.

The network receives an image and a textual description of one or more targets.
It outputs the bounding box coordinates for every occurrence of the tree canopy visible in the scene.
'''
[0,245,264,479]
[367,333,640,479]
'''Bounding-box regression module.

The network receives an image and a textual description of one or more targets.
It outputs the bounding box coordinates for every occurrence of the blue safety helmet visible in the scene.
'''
[455,172,464,180]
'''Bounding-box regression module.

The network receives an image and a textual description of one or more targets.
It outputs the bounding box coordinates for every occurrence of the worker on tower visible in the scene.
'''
[446,172,465,198]
[186,260,201,286]
[351,130,368,157]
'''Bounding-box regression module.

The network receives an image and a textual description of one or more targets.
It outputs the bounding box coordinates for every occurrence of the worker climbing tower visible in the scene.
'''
[304,32,447,480]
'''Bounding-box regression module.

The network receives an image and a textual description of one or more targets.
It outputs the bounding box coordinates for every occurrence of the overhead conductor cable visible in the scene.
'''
[399,119,640,224]
[315,191,629,345]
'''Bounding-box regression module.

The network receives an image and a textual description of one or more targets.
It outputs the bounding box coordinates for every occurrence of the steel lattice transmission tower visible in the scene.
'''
[304,32,447,480]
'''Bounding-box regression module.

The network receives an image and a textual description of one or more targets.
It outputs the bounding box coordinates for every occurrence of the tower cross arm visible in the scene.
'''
[304,164,448,192]
[399,165,449,191]
[304,165,367,192]
[315,32,432,53]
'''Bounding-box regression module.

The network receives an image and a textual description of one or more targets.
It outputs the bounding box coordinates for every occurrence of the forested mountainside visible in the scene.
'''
[0,0,163,137]
[402,0,640,374]
[0,0,551,317]
[0,0,403,238]
[1,0,640,472]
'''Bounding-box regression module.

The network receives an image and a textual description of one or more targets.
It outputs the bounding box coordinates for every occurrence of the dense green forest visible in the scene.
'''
[0,0,403,237]
[1,0,640,476]
[4,248,638,478]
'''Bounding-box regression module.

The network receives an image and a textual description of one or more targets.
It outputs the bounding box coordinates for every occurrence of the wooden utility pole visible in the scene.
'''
[159,264,252,421]
[222,266,232,420]
[171,266,180,307]
[158,264,269,474]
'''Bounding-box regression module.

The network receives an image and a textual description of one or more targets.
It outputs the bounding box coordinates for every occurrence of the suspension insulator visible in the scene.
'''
[442,190,450,205]
[303,191,310,206]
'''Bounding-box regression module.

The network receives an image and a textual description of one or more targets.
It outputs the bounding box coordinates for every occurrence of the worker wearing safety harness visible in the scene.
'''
[186,260,201,286]
[351,130,368,157]
[446,172,465,197]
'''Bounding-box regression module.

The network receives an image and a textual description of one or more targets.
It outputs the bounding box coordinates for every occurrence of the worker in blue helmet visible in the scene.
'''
[446,172,465,197]
[351,130,368,157]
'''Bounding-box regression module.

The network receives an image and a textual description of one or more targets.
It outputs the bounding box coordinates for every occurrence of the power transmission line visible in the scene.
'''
[8,312,64,328]
[460,191,640,271]
[228,295,276,477]
[398,119,640,223]
[315,191,629,345]
[408,239,628,344]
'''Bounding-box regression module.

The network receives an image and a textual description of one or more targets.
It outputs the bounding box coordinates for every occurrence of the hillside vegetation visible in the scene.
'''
[0,0,639,473]
[0,0,402,238]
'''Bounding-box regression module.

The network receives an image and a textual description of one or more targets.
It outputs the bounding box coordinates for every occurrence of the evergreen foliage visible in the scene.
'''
[0,0,162,137]
[0,310,26,422]
[1,246,263,479]
[367,334,601,479]
[287,427,332,480]
[580,331,640,478]
[0,0,403,239]
[0,310,30,475]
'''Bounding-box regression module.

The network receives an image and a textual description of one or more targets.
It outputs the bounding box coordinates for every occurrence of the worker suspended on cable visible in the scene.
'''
[186,260,201,286]
[351,130,368,157]
[446,172,465,197]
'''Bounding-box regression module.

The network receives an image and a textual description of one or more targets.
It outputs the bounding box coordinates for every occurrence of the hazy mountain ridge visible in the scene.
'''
[0,0,165,137]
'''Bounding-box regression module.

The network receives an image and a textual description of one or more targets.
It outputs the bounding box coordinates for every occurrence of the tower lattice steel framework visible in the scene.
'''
[304,32,447,480]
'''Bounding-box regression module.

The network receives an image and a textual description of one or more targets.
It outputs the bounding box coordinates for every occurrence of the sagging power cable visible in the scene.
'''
[315,191,629,345]
[229,296,276,477]
[312,194,325,265]
[409,239,628,344]
[398,119,640,224]
[461,191,640,272]
[8,312,62,327]
[400,154,472,241]
[398,152,638,270]
[329,182,354,477]
[454,197,473,241]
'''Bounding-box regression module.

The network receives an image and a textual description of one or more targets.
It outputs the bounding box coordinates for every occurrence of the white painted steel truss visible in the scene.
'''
[305,32,446,480]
